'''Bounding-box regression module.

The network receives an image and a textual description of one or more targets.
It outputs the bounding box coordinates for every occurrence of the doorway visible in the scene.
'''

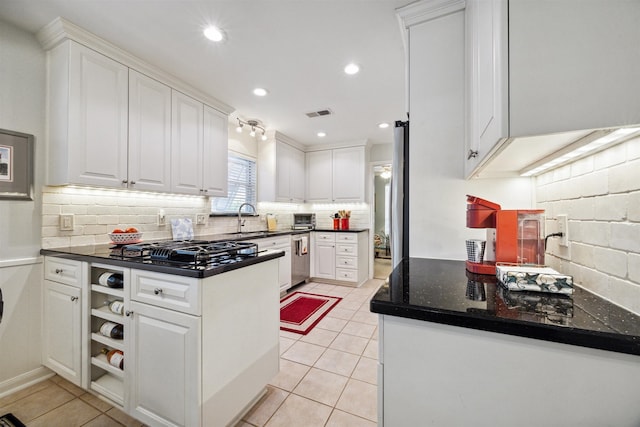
[372,164,392,280]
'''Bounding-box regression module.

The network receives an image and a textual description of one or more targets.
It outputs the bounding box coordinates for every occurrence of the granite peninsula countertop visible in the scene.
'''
[370,258,640,356]
[40,232,290,278]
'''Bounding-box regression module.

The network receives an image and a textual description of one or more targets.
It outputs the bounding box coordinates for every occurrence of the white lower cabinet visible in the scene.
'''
[42,279,82,386]
[312,231,369,286]
[43,256,280,426]
[128,300,200,427]
[248,235,292,293]
[314,234,336,280]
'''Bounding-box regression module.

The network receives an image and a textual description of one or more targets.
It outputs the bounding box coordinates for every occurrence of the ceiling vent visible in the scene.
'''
[306,109,333,118]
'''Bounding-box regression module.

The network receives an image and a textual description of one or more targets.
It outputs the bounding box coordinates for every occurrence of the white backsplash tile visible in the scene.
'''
[536,141,640,314]
[41,187,372,249]
[594,194,627,221]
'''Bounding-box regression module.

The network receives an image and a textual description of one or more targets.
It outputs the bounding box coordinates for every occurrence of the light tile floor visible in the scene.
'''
[0,279,383,427]
[238,279,383,427]
[0,375,144,426]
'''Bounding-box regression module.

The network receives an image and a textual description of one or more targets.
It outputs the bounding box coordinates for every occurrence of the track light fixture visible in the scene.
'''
[236,118,267,141]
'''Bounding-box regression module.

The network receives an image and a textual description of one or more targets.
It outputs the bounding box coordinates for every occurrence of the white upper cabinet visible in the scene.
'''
[48,40,128,187]
[465,0,508,177]
[170,92,228,196]
[465,0,640,177]
[128,70,172,192]
[306,146,365,203]
[258,134,305,203]
[40,20,232,194]
[276,141,305,202]
[332,147,365,202]
[202,105,228,197]
[171,90,204,195]
[305,150,333,203]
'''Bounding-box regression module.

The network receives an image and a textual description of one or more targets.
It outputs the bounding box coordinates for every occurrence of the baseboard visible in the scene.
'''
[0,366,55,398]
[310,277,363,288]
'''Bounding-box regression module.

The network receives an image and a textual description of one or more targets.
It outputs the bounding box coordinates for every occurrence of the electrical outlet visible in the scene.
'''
[158,209,166,226]
[59,213,74,231]
[557,214,569,247]
[195,213,207,225]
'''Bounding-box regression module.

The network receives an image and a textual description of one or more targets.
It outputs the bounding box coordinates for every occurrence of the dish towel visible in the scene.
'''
[171,218,194,240]
[300,236,308,255]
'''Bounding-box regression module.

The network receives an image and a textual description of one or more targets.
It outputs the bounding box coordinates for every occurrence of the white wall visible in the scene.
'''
[408,11,533,261]
[228,117,259,159]
[539,137,640,314]
[0,19,48,393]
[370,143,393,163]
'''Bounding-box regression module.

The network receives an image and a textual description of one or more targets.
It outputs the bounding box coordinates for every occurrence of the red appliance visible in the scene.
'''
[466,195,545,275]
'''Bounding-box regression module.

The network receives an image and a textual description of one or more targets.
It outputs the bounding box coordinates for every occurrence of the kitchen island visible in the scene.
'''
[41,242,283,427]
[371,258,640,426]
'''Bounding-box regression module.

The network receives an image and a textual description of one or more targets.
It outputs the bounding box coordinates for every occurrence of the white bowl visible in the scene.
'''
[108,232,143,244]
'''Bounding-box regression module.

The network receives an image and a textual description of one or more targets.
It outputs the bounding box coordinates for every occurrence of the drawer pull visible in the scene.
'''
[70,296,78,302]
[154,288,164,295]
[55,268,64,274]
[125,310,134,317]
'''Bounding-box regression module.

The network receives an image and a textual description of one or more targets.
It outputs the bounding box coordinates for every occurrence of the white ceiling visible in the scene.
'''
[0,0,411,146]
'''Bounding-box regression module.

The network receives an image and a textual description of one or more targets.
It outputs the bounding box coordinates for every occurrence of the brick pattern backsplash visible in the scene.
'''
[42,187,371,248]
[537,136,640,314]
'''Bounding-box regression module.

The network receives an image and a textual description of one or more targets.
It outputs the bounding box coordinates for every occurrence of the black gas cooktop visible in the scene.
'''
[110,240,258,271]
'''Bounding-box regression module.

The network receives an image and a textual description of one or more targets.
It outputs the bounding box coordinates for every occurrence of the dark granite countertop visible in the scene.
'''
[313,228,369,233]
[370,258,640,356]
[40,239,284,278]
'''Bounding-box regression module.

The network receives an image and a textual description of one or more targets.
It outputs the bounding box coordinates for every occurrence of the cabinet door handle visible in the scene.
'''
[122,179,128,184]
[130,181,136,185]
[467,149,479,159]
[125,310,134,317]
[154,288,164,295]
[70,296,78,302]
[55,268,64,274]
[203,189,208,193]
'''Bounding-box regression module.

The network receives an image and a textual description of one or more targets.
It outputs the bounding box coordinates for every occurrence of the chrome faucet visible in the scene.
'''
[237,203,257,233]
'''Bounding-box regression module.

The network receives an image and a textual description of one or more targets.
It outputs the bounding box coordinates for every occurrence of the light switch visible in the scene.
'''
[60,213,74,231]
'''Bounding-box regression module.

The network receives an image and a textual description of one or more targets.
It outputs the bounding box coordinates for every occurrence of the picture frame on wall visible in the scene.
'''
[0,128,33,200]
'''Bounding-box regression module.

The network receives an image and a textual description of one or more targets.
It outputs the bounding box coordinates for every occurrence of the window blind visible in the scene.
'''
[211,154,257,213]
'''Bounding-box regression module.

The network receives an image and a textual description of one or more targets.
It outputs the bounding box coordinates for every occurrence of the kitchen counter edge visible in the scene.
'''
[40,247,284,278]
[370,258,640,357]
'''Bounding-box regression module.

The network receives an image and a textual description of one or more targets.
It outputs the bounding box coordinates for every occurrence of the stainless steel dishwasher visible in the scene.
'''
[291,233,310,286]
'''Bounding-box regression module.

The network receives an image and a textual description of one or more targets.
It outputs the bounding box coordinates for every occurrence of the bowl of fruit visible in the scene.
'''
[108,227,142,244]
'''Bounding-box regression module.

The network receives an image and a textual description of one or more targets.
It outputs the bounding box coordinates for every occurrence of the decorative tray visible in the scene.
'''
[496,263,574,295]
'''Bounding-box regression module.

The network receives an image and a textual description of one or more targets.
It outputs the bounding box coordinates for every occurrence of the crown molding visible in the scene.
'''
[397,0,466,28]
[305,139,369,152]
[36,17,234,115]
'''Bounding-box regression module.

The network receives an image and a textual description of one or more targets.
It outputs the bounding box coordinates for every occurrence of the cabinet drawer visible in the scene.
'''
[254,236,290,250]
[336,256,357,269]
[336,243,357,255]
[335,268,357,282]
[131,270,200,315]
[314,232,336,242]
[44,257,83,287]
[336,233,357,243]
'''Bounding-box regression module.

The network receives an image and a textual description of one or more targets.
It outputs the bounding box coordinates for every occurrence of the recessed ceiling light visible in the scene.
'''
[203,26,225,42]
[378,122,390,129]
[344,63,360,75]
[317,132,327,138]
[253,88,268,97]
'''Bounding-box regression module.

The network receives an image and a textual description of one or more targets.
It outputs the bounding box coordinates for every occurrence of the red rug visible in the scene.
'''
[280,292,342,335]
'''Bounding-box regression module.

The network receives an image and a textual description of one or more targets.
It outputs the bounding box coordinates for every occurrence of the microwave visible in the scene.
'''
[292,213,316,230]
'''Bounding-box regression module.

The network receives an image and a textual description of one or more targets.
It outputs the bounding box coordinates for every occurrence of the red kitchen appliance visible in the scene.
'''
[466,195,545,275]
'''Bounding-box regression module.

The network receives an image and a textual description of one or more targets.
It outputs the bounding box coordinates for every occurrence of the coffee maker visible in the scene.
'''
[466,195,545,275]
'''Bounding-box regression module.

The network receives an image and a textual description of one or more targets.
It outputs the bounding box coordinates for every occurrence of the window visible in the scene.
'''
[211,153,257,214]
